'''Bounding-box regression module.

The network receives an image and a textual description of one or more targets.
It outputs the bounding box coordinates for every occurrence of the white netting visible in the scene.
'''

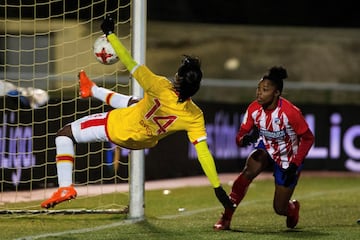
[0,0,132,213]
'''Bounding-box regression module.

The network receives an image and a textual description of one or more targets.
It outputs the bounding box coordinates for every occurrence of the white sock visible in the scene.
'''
[91,85,132,109]
[55,136,75,187]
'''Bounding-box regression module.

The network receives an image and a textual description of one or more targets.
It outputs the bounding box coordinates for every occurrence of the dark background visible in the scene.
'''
[148,0,359,28]
[2,0,359,28]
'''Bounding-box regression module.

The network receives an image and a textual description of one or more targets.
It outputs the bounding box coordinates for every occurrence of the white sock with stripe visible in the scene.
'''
[55,136,75,187]
[91,85,132,109]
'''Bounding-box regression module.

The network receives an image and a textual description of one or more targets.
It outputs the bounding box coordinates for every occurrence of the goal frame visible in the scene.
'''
[129,0,146,221]
[0,1,146,219]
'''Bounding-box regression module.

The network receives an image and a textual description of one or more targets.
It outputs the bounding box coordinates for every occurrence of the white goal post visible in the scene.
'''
[129,0,146,220]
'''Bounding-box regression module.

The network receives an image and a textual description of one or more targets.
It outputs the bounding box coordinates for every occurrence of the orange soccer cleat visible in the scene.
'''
[213,213,231,230]
[41,185,77,209]
[78,70,95,98]
[286,199,300,228]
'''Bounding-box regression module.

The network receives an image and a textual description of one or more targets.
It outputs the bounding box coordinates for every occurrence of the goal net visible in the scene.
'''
[0,0,135,215]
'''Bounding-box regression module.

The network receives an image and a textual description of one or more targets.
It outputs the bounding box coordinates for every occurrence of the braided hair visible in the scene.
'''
[262,66,288,94]
[174,55,203,103]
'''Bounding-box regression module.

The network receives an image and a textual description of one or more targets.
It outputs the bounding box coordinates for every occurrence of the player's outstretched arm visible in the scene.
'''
[101,14,138,72]
[195,141,220,188]
[195,141,235,209]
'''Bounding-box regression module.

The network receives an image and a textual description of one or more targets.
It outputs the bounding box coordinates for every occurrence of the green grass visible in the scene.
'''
[1,175,360,240]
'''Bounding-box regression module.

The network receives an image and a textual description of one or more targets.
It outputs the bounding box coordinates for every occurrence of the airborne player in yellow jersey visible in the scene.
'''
[41,15,234,212]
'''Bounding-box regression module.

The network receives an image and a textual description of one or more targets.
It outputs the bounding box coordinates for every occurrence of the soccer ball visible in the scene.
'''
[93,35,119,65]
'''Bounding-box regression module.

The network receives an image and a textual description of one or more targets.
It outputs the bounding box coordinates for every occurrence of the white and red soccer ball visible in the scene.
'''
[93,35,119,65]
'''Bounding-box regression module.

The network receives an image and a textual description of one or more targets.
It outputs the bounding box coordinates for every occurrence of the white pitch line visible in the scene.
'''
[13,218,141,240]
[157,199,266,220]
[157,186,360,220]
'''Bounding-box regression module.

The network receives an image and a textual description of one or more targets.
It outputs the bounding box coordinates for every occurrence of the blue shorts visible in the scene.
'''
[255,140,303,188]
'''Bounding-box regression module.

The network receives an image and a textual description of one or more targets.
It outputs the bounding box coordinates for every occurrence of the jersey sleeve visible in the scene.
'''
[107,33,138,72]
[284,101,314,165]
[293,128,314,166]
[286,104,310,135]
[186,106,207,144]
[240,101,258,131]
[194,141,221,188]
[132,65,172,94]
[236,101,257,145]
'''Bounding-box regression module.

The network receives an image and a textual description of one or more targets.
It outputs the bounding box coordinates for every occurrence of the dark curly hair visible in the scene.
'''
[262,66,288,94]
[174,55,203,103]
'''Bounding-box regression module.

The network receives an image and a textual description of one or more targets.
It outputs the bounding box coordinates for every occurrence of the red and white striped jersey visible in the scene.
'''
[240,97,311,167]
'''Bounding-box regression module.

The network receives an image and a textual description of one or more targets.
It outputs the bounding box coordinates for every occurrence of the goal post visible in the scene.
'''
[129,0,146,220]
[0,0,146,218]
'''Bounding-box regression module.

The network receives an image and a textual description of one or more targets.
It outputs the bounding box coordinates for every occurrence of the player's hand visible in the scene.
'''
[242,135,255,146]
[239,127,259,147]
[282,162,298,187]
[214,186,236,209]
[101,14,115,36]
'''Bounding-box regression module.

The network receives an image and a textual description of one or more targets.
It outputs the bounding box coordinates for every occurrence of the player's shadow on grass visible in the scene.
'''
[136,219,178,236]
[279,229,330,238]
[230,227,330,238]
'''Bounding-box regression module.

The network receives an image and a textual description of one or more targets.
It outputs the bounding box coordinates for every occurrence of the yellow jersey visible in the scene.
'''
[106,65,207,149]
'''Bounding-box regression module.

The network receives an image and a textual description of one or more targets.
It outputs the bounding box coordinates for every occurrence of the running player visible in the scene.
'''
[41,15,233,210]
[213,66,314,230]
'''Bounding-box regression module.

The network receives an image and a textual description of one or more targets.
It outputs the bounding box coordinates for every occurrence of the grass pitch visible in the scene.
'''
[1,173,360,240]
